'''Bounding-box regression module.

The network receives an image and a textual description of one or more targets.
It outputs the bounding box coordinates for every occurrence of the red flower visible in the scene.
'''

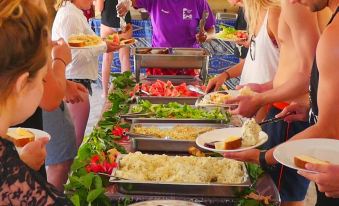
[112,126,129,140]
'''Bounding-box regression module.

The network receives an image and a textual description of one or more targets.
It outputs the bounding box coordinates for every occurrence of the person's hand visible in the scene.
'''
[64,80,88,104]
[19,137,49,171]
[275,102,309,122]
[236,83,264,93]
[206,72,229,92]
[118,24,133,40]
[225,95,262,117]
[298,163,339,198]
[223,149,260,164]
[196,31,207,43]
[106,40,121,53]
[116,0,131,17]
[52,38,72,65]
[235,38,250,48]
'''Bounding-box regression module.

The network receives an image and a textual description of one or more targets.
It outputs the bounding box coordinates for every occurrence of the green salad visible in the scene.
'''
[216,25,238,39]
[131,100,231,122]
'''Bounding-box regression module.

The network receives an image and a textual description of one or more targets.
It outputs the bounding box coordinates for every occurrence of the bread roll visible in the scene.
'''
[215,136,242,150]
[294,155,329,169]
[6,128,35,147]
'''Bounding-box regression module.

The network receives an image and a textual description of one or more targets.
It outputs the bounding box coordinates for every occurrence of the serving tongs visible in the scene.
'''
[199,10,209,35]
[258,112,294,126]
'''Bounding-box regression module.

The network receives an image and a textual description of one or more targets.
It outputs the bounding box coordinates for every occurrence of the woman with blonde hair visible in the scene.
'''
[0,0,71,204]
[207,0,280,94]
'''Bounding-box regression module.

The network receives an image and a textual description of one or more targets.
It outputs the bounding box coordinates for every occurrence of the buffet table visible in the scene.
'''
[91,74,281,206]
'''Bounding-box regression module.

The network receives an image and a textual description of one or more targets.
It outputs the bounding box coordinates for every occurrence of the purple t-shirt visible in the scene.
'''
[136,0,215,48]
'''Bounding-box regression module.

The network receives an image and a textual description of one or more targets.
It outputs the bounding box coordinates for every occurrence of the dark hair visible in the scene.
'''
[0,0,49,100]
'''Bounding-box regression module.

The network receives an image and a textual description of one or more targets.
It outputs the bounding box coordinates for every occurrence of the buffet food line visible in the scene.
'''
[64,48,280,205]
[64,71,280,206]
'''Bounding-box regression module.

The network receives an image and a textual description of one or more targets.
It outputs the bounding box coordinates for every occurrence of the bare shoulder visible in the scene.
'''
[317,16,339,71]
[282,1,317,24]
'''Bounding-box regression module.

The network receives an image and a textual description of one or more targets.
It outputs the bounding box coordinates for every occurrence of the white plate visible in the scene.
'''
[196,127,268,153]
[7,127,51,152]
[195,90,239,108]
[69,41,106,49]
[274,138,339,173]
[128,200,204,206]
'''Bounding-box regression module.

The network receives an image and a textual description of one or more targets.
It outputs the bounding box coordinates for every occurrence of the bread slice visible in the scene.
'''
[6,128,35,147]
[294,155,330,169]
[215,136,242,150]
[68,39,86,47]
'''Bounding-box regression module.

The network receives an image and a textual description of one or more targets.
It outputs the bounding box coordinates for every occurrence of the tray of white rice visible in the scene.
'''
[109,152,251,197]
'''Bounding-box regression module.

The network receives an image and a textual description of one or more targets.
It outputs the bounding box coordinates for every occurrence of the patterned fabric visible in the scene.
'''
[0,138,72,205]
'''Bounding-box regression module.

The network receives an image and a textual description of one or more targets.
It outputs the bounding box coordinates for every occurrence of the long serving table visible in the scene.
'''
[99,85,281,206]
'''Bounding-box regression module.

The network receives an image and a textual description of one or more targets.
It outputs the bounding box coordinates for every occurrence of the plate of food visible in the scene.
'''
[214,25,248,42]
[6,127,51,152]
[196,86,255,108]
[68,34,105,49]
[196,118,268,153]
[273,138,339,173]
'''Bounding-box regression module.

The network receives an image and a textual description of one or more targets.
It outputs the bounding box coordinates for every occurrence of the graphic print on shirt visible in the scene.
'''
[161,9,170,14]
[183,8,192,20]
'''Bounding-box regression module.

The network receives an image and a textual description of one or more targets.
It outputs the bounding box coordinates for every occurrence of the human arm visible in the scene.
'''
[40,39,71,111]
[206,59,245,92]
[63,80,88,104]
[94,0,104,12]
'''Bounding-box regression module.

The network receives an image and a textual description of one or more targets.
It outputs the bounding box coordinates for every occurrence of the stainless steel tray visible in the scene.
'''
[129,122,226,152]
[123,104,231,124]
[110,155,251,197]
[133,48,209,83]
[137,96,199,105]
[142,75,202,85]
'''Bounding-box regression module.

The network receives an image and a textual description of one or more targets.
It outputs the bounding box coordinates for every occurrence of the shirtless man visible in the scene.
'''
[279,0,339,205]
[223,1,320,205]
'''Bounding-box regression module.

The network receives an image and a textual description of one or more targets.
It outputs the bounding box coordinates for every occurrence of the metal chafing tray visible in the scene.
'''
[109,155,251,197]
[122,104,232,124]
[129,120,227,152]
[133,48,210,83]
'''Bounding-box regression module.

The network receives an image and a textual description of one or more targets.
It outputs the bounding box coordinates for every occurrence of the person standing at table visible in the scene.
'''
[117,0,216,76]
[53,0,120,148]
[95,0,133,98]
[206,0,280,121]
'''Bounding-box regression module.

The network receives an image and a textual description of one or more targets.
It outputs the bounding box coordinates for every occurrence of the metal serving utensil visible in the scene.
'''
[187,85,206,95]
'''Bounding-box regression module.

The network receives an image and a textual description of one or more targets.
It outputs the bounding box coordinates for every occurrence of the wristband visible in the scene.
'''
[259,150,270,171]
[52,57,67,67]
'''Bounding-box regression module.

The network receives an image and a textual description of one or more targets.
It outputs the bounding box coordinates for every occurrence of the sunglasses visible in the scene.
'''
[250,35,256,61]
